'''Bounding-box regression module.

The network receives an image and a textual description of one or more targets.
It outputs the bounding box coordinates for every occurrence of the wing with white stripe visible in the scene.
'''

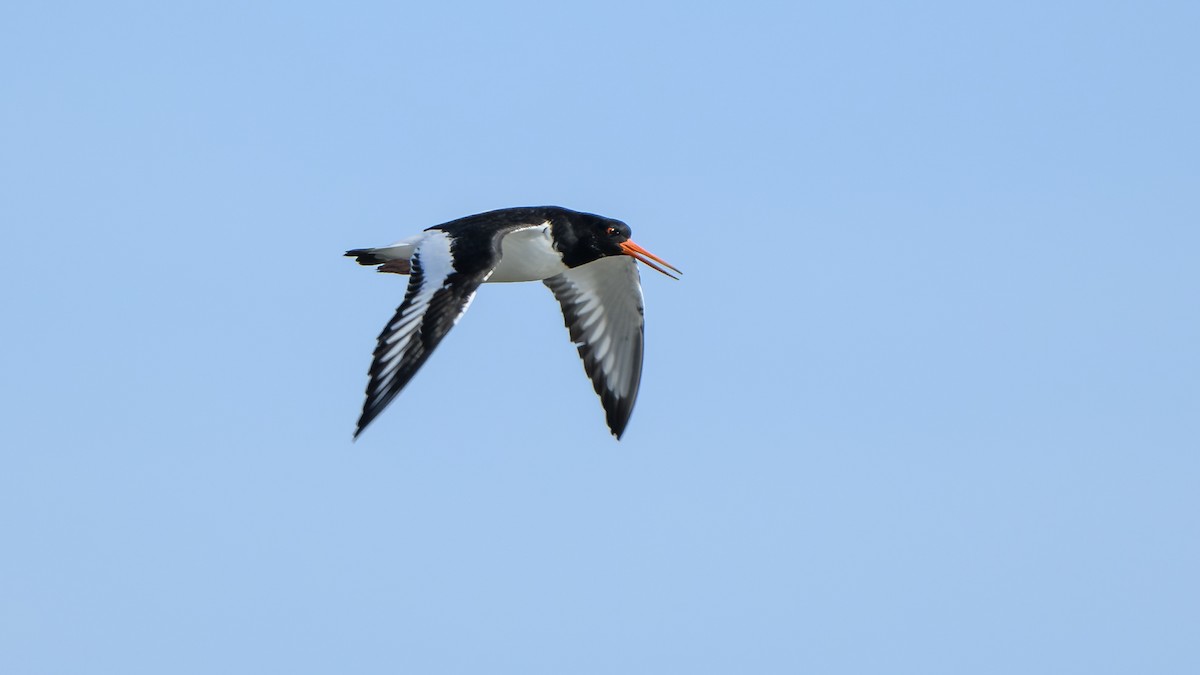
[356,231,485,437]
[544,256,646,438]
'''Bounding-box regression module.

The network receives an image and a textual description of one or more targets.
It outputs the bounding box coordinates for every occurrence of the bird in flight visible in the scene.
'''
[346,206,681,439]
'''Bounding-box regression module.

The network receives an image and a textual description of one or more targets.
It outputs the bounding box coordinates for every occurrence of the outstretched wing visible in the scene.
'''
[544,256,646,439]
[356,230,488,437]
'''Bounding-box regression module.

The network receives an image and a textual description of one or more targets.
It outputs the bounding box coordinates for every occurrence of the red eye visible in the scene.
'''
[606,227,619,236]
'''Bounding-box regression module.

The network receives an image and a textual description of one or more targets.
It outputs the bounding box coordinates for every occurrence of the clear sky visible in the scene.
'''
[2,1,1197,673]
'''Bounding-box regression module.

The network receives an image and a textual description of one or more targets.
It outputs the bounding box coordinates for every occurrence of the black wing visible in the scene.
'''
[544,256,646,438]
[355,230,489,437]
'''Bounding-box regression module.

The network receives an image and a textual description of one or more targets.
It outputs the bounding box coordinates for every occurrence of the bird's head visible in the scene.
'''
[561,211,682,279]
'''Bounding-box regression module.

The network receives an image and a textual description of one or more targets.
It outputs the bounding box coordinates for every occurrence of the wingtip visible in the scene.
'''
[353,409,373,440]
[607,417,629,440]
[353,414,372,440]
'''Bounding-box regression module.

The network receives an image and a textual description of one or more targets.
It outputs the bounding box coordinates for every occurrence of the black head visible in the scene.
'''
[554,209,681,279]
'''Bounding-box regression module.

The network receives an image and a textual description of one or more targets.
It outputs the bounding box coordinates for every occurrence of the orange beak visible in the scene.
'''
[619,240,682,280]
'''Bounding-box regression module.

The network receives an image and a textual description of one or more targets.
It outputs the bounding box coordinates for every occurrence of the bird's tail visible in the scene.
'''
[345,248,388,265]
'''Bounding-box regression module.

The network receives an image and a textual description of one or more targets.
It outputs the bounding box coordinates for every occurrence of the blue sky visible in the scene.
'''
[2,1,1198,673]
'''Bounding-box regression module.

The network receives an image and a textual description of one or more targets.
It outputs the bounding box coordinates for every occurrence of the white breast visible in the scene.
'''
[486,224,569,283]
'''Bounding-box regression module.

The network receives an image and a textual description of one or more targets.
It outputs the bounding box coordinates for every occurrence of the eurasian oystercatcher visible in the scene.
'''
[346,206,681,439]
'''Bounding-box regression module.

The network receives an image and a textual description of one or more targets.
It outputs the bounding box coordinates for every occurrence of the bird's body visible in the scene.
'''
[346,206,680,439]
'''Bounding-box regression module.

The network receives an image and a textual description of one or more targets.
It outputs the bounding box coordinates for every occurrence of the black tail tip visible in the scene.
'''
[346,249,386,266]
